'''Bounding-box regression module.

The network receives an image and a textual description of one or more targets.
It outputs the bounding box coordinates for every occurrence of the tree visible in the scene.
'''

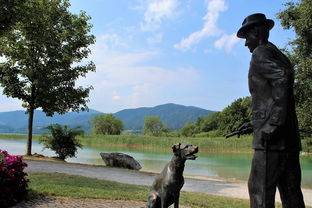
[0,0,95,155]
[40,124,84,160]
[277,0,312,134]
[143,116,168,136]
[218,97,252,134]
[180,121,197,137]
[196,112,221,132]
[0,0,25,35]
[91,114,124,135]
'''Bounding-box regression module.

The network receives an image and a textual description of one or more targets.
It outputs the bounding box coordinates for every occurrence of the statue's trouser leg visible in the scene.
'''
[277,152,305,208]
[248,151,305,208]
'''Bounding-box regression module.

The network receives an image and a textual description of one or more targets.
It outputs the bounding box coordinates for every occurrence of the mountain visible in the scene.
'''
[0,109,102,134]
[0,103,214,134]
[114,103,214,130]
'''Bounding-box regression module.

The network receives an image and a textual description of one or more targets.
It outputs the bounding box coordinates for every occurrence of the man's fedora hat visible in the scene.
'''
[237,13,274,38]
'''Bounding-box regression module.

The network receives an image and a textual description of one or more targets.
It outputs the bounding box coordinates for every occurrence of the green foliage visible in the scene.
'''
[277,0,312,134]
[0,0,95,155]
[180,121,197,137]
[40,124,84,160]
[91,114,123,135]
[218,97,252,134]
[190,97,252,137]
[143,116,169,136]
[301,138,312,153]
[0,0,25,35]
[196,112,221,132]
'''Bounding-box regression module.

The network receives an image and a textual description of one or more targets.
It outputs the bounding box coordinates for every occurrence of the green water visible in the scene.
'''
[1,138,312,188]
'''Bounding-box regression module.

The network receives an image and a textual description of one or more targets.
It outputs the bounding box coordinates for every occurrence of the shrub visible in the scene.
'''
[180,121,197,137]
[302,137,312,153]
[0,149,28,207]
[40,124,84,160]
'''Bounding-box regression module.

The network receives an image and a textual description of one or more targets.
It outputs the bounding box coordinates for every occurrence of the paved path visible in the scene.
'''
[24,160,312,206]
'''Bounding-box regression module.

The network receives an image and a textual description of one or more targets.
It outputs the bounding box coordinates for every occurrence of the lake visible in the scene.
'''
[1,138,312,188]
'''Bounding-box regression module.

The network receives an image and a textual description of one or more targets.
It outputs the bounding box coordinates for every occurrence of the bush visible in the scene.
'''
[0,149,28,207]
[302,137,312,153]
[40,124,84,160]
[180,121,197,137]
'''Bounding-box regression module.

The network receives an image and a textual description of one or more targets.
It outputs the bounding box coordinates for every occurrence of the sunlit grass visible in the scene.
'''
[27,172,262,208]
[78,134,253,153]
[1,133,311,153]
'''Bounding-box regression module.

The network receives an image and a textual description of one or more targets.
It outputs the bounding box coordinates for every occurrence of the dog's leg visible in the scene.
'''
[160,191,169,208]
[173,192,180,208]
[147,191,158,208]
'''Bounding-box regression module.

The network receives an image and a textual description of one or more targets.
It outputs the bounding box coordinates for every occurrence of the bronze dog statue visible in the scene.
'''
[147,143,199,208]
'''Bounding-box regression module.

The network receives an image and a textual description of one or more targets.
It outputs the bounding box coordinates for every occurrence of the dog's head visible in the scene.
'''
[172,143,199,160]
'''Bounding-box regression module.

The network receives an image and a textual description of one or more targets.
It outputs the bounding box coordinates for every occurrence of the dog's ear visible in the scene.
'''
[172,143,181,152]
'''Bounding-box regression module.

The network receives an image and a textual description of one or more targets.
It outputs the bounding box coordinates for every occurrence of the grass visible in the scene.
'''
[0,134,42,140]
[78,134,254,153]
[1,133,311,153]
[27,172,256,208]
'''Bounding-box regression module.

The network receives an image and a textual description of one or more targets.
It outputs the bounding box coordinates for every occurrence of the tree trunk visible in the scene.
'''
[26,107,35,155]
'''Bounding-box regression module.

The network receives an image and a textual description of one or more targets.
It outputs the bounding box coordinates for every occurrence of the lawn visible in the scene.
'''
[28,172,254,208]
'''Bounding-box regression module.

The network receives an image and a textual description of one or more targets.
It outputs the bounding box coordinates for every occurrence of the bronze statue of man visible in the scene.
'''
[236,13,305,208]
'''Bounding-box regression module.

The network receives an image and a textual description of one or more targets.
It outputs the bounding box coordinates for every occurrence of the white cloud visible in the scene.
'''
[98,33,128,50]
[77,39,199,112]
[214,33,239,52]
[174,0,227,51]
[140,0,179,31]
[147,33,163,44]
[112,95,121,101]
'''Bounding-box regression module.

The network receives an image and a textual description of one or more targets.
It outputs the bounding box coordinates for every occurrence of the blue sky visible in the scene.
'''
[0,0,296,113]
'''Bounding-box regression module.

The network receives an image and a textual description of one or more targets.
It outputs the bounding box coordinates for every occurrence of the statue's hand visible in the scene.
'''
[237,121,253,138]
[238,121,253,132]
[261,123,277,140]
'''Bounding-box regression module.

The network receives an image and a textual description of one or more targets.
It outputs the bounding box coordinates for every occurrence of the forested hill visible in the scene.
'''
[114,103,214,130]
[0,103,214,134]
[0,109,102,134]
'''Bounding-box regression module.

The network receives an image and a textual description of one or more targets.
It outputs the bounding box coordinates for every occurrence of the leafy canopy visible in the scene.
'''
[0,0,95,155]
[91,114,124,135]
[180,121,197,137]
[277,0,312,134]
[0,0,25,35]
[143,116,169,137]
[0,0,96,116]
[185,97,252,137]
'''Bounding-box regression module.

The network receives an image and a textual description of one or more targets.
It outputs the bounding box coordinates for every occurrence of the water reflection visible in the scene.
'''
[1,138,311,188]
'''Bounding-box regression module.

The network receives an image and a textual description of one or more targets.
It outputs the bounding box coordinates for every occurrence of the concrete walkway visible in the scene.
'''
[24,160,312,206]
